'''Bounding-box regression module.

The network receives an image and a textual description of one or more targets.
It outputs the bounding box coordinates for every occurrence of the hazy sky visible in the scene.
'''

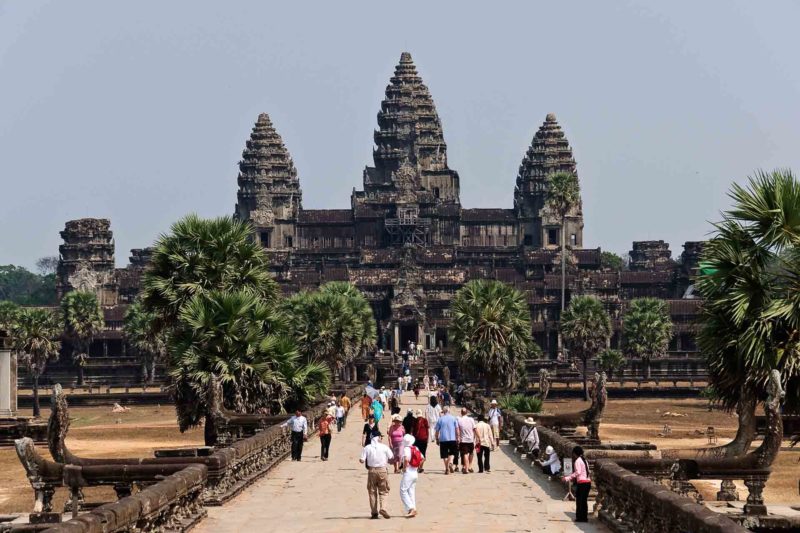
[1,1,798,270]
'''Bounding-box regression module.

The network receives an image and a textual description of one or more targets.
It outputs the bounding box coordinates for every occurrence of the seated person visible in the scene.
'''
[536,445,561,478]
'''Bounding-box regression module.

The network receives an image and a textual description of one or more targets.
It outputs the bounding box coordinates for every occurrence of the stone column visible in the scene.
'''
[393,323,400,353]
[0,334,16,417]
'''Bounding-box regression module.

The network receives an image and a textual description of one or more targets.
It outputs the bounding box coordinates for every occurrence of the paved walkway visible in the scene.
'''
[197,393,605,532]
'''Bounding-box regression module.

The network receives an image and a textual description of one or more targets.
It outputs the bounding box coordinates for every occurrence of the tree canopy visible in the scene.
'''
[561,295,612,400]
[622,297,673,379]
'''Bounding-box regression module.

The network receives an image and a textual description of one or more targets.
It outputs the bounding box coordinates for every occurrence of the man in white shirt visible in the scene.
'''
[487,399,503,447]
[457,408,476,473]
[360,433,394,519]
[335,404,346,433]
[283,409,308,461]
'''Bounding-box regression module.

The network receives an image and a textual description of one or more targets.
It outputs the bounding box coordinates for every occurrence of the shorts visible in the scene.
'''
[490,424,500,440]
[459,442,474,455]
[439,441,458,459]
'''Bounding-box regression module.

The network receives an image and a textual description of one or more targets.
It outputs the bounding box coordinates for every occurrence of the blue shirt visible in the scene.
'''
[371,400,384,421]
[435,413,458,442]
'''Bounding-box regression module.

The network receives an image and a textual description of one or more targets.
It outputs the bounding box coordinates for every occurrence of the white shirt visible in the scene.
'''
[524,427,540,450]
[488,407,502,426]
[403,445,423,473]
[360,441,394,468]
[458,415,476,443]
[335,406,345,418]
[284,415,308,435]
[541,452,560,474]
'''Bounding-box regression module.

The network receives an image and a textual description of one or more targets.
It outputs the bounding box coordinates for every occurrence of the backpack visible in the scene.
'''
[408,446,424,468]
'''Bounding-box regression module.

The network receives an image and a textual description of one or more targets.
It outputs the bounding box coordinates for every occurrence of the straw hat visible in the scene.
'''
[490,399,498,405]
[524,417,536,426]
[391,414,402,422]
[545,446,555,455]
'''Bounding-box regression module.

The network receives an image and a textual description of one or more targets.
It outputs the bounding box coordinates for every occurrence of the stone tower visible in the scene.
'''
[628,240,673,271]
[56,218,118,305]
[234,113,302,250]
[514,113,583,249]
[364,52,460,205]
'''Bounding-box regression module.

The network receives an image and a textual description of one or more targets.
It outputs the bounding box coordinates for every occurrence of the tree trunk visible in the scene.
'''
[561,214,566,312]
[582,357,589,401]
[78,365,85,386]
[644,359,651,380]
[141,361,148,384]
[204,413,217,447]
[32,373,41,418]
[149,358,157,385]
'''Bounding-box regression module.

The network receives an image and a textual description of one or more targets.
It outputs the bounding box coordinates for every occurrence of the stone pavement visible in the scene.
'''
[196,392,606,532]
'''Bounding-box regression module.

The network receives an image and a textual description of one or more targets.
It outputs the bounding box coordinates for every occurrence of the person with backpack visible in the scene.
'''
[400,434,424,517]
[562,445,592,522]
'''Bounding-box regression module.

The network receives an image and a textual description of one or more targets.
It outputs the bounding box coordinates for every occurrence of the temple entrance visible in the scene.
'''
[399,324,418,351]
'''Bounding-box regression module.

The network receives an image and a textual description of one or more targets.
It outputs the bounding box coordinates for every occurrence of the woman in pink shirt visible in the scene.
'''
[388,414,406,473]
[562,445,591,522]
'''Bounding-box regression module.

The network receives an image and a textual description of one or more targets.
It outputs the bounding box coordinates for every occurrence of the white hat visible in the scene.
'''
[491,399,498,405]
[545,446,554,455]
[391,414,402,422]
[524,417,536,426]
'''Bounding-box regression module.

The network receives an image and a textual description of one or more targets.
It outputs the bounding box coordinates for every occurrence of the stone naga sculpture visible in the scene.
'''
[533,371,607,440]
[538,368,551,401]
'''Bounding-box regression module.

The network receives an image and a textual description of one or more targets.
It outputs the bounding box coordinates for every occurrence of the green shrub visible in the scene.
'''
[496,393,543,413]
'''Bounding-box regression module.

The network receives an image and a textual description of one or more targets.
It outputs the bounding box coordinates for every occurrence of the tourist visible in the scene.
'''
[455,383,466,405]
[335,403,346,433]
[318,411,334,461]
[340,393,351,426]
[474,413,494,473]
[413,381,420,399]
[388,414,406,474]
[423,374,430,391]
[404,374,412,391]
[425,396,441,442]
[397,375,404,396]
[537,446,561,479]
[487,399,503,447]
[441,387,451,407]
[389,392,401,416]
[400,434,423,518]
[522,418,540,456]
[562,445,591,523]
[363,414,381,447]
[361,393,372,422]
[457,408,476,474]
[359,433,394,519]
[432,375,438,389]
[284,409,308,461]
[326,401,336,418]
[412,409,428,472]
[371,395,385,426]
[402,408,415,435]
[434,406,460,474]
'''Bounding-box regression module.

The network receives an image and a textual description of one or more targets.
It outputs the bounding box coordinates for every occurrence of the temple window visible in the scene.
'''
[570,233,577,246]
[523,234,533,246]
[260,231,271,248]
[548,229,559,246]
[285,235,293,248]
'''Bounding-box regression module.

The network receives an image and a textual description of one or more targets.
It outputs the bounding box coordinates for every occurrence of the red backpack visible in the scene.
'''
[408,445,424,468]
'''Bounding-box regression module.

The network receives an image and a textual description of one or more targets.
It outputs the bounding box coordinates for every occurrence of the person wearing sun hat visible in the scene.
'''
[537,445,561,478]
[523,418,540,456]
[388,414,406,473]
[412,409,428,470]
[487,399,503,446]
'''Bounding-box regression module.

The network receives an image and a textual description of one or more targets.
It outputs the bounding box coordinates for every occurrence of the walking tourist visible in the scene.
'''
[361,393,372,422]
[455,383,466,405]
[412,409,428,472]
[284,409,308,461]
[562,445,592,522]
[522,418,540,456]
[360,433,394,519]
[474,413,494,473]
[402,408,416,435]
[413,381,420,399]
[326,401,336,418]
[423,374,430,391]
[388,414,406,473]
[537,446,561,478]
[487,399,503,447]
[457,407,476,473]
[340,393,351,426]
[363,414,381,447]
[371,396,385,425]
[318,411,334,461]
[389,392,401,416]
[434,406,460,474]
[397,375,404,395]
[425,396,441,442]
[400,434,424,517]
[335,403,346,432]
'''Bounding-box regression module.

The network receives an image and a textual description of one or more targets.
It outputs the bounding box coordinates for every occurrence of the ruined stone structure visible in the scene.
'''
[231,52,700,356]
[56,219,117,306]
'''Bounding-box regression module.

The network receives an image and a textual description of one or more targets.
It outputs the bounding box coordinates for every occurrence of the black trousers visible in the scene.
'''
[415,439,428,462]
[575,482,591,521]
[452,443,460,466]
[477,445,491,472]
[291,431,305,460]
[336,417,344,432]
[320,433,331,459]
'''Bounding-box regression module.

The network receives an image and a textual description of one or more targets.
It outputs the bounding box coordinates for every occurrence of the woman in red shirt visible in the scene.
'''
[412,409,429,473]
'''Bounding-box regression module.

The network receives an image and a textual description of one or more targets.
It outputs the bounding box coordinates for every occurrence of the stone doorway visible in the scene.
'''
[399,324,418,352]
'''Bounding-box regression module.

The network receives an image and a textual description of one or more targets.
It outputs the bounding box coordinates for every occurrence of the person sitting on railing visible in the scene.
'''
[522,418,540,456]
[536,446,561,479]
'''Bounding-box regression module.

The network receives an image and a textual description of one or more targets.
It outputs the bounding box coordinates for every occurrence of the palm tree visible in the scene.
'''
[622,298,673,380]
[170,288,330,445]
[561,296,611,401]
[141,214,277,330]
[595,348,626,379]
[281,282,377,382]
[546,171,581,313]
[11,308,61,417]
[60,291,104,386]
[0,300,20,332]
[124,299,167,384]
[696,169,800,454]
[450,279,533,393]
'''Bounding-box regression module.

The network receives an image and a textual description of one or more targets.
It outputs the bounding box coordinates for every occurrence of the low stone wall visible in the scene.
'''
[595,460,747,533]
[41,464,207,533]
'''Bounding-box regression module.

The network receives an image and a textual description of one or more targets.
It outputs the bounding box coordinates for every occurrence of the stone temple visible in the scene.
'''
[51,52,704,374]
